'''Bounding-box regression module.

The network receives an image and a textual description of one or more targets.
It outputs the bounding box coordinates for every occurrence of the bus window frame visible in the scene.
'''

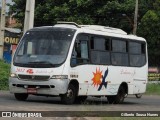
[70,33,90,67]
[70,33,147,68]
[129,41,147,67]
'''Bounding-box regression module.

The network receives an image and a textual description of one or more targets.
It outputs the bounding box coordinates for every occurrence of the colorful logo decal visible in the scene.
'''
[92,68,109,91]
[26,69,34,74]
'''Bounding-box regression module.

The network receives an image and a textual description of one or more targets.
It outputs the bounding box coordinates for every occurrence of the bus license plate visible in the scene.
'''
[27,88,37,94]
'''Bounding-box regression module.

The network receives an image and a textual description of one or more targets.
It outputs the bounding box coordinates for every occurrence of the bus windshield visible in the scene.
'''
[13,28,76,68]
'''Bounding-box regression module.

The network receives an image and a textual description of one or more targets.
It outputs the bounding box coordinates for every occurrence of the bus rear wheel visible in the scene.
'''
[61,84,76,104]
[135,94,142,98]
[75,96,87,103]
[14,93,28,101]
[107,86,125,104]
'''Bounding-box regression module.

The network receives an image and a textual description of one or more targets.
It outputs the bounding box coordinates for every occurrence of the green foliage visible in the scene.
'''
[0,60,10,90]
[146,84,160,95]
[9,0,160,66]
[10,0,139,30]
[138,0,160,66]
[102,117,160,120]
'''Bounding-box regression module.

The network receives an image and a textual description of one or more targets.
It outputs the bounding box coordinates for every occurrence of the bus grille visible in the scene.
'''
[18,75,50,81]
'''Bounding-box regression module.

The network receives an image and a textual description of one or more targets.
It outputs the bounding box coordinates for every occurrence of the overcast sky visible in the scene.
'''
[0,0,14,12]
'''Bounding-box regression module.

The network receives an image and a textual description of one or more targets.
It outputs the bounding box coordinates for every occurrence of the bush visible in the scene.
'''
[146,83,160,95]
[0,60,10,90]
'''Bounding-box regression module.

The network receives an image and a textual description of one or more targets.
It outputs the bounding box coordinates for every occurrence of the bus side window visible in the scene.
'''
[90,37,111,65]
[129,42,146,67]
[71,47,78,65]
[71,35,89,66]
[80,41,89,60]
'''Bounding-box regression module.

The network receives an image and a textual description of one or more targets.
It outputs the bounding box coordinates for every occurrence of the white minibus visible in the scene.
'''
[9,22,148,104]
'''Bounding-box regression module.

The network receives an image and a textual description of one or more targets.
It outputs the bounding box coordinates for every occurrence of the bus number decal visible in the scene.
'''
[16,68,25,73]
[70,75,78,78]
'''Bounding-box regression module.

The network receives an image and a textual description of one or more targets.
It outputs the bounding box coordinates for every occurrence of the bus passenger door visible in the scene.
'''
[70,34,90,96]
[70,35,112,96]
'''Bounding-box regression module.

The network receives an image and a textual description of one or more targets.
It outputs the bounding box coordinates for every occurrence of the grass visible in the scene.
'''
[102,117,160,120]
[145,83,160,95]
[0,60,10,90]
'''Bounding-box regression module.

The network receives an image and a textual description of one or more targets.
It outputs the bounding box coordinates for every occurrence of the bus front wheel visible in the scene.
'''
[60,84,76,104]
[14,93,28,101]
[107,86,125,104]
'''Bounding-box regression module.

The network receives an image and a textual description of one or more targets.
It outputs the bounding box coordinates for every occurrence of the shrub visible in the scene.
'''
[0,60,10,90]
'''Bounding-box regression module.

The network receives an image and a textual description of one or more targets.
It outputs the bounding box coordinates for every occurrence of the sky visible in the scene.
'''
[0,0,14,12]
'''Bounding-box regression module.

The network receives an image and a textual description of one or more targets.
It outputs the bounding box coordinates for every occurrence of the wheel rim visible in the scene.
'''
[119,94,124,102]
[67,88,73,98]
[118,88,125,102]
[136,94,142,98]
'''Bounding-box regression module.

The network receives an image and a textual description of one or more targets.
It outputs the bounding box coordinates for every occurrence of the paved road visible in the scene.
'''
[0,91,160,112]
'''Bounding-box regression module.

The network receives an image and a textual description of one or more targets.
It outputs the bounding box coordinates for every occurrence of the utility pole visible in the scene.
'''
[23,0,35,34]
[133,0,138,35]
[0,0,6,59]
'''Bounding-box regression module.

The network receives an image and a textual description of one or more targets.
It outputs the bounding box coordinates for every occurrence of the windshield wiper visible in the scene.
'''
[28,61,56,67]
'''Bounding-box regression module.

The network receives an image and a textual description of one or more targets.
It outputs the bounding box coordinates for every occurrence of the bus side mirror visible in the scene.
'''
[10,50,12,54]
[71,58,77,67]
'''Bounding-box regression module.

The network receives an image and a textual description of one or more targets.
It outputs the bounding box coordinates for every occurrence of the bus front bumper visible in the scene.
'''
[9,77,69,96]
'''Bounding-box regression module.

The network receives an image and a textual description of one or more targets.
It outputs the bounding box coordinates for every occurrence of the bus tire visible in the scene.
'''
[135,94,142,98]
[107,86,125,104]
[61,84,76,104]
[107,96,116,104]
[14,93,28,101]
[75,96,87,103]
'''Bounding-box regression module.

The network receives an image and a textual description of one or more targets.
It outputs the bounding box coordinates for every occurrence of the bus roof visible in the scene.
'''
[30,22,146,42]
[55,22,127,34]
[54,22,146,42]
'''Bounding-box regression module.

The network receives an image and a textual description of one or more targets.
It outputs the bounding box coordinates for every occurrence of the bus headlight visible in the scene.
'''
[51,75,68,79]
[10,73,17,78]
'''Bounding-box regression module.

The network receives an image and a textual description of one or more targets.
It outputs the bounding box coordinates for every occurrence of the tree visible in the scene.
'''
[8,0,26,29]
[10,0,140,32]
[10,0,160,66]
[138,0,160,66]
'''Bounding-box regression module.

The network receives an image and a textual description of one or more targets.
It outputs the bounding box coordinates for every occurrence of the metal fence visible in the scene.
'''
[148,73,160,81]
